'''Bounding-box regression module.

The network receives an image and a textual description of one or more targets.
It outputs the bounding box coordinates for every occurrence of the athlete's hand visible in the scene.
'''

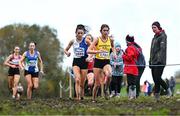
[11,65,17,68]
[39,70,45,78]
[86,57,90,62]
[40,70,45,75]
[19,66,24,71]
[86,57,93,62]
[66,52,71,57]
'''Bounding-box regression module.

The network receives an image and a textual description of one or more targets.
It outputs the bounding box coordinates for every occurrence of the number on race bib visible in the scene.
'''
[28,60,36,66]
[11,59,20,65]
[99,52,109,58]
[75,48,85,57]
[75,52,84,57]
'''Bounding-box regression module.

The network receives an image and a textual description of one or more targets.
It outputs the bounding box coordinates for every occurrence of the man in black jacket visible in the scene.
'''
[149,21,172,101]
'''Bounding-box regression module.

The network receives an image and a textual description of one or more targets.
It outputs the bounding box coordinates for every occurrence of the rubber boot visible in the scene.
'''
[154,93,160,101]
[131,85,136,99]
[167,88,172,98]
[128,86,133,100]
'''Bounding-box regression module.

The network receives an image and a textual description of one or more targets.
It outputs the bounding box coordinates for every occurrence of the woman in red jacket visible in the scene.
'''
[122,35,139,100]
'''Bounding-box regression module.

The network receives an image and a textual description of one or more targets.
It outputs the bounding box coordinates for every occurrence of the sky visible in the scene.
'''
[0,0,180,84]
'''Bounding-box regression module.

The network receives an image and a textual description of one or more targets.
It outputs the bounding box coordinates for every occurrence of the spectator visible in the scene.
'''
[141,81,149,96]
[149,21,172,101]
[169,76,176,96]
[110,42,124,97]
[123,34,139,100]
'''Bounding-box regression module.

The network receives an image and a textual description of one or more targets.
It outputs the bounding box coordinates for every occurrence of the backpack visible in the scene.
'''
[133,45,146,68]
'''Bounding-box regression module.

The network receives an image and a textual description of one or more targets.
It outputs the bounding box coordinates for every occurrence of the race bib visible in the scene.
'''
[28,60,36,67]
[27,60,36,72]
[11,59,20,65]
[75,47,85,57]
[99,52,109,58]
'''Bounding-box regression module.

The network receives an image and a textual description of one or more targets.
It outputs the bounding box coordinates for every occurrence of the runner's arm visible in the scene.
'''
[4,54,14,67]
[37,52,44,72]
[87,38,105,54]
[64,40,74,57]
[19,52,26,70]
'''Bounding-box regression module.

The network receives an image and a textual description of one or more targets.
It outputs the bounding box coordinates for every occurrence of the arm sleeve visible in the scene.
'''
[158,34,167,64]
[122,47,135,62]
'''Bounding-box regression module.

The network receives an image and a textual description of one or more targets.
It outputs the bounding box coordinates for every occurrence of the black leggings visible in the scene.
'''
[110,76,122,94]
[151,66,168,93]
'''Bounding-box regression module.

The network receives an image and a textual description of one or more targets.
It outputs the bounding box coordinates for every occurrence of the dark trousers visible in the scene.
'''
[136,67,145,97]
[170,86,175,96]
[126,74,137,94]
[110,76,122,94]
[127,74,136,86]
[151,66,168,93]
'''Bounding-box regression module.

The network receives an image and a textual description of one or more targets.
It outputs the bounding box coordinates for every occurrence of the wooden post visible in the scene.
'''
[59,81,62,98]
[69,73,72,99]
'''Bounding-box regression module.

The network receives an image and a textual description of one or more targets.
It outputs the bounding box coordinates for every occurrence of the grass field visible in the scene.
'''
[175,83,180,91]
[0,96,179,115]
[0,84,180,115]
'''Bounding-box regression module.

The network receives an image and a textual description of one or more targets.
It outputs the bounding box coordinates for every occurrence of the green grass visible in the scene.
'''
[175,83,180,91]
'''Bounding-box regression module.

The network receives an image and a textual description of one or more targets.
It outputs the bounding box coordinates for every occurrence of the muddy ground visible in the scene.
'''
[0,95,180,115]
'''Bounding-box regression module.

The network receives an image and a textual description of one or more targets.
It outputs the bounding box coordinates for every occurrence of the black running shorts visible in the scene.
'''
[24,70,39,78]
[8,67,20,76]
[94,58,110,69]
[72,58,88,69]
